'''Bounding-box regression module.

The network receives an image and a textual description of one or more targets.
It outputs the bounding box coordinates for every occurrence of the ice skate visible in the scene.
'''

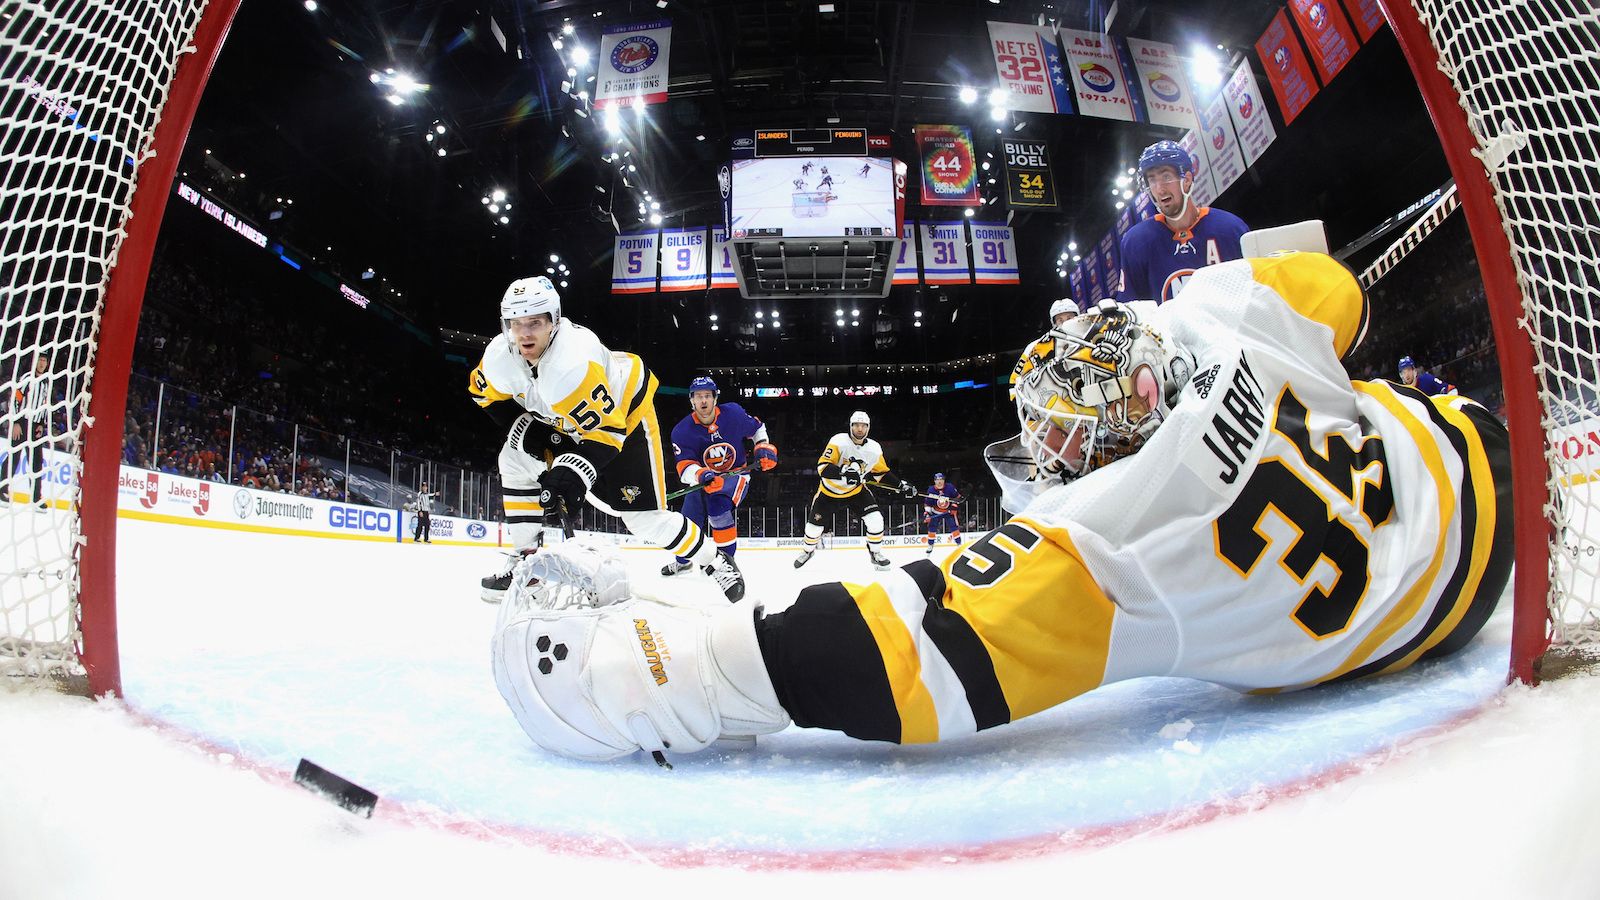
[661,558,694,577]
[703,549,745,603]
[793,547,815,569]
[481,549,532,603]
[868,547,891,570]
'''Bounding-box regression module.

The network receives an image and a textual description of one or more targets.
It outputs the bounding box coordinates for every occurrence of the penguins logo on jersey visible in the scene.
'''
[703,441,738,472]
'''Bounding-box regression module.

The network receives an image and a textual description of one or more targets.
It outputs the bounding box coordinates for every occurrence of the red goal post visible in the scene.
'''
[1380,0,1600,682]
[1,1,241,696]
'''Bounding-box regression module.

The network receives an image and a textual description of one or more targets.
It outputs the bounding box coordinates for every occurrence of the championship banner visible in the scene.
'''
[1069,265,1085,306]
[971,223,1020,285]
[1178,128,1219,208]
[1057,28,1136,122]
[893,222,920,285]
[1001,138,1057,209]
[610,230,659,294]
[1134,186,1157,222]
[1116,204,1135,240]
[1224,61,1277,166]
[919,221,971,285]
[1289,0,1358,84]
[710,226,739,288]
[1341,0,1386,42]
[985,21,1075,114]
[658,227,707,292]
[1084,247,1105,302]
[1098,230,1120,295]
[1196,91,1245,197]
[1255,10,1321,126]
[1125,37,1199,129]
[916,125,980,206]
[594,20,672,110]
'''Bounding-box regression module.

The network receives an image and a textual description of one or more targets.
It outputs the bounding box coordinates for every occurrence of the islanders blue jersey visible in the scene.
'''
[1412,371,1458,397]
[924,482,962,514]
[671,403,767,482]
[1116,207,1250,304]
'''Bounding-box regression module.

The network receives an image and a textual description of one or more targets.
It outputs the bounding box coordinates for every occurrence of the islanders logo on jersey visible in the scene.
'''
[1161,268,1197,303]
[702,440,739,473]
[1078,63,1116,93]
[1237,94,1255,119]
[1146,72,1182,103]
[1273,46,1291,72]
[610,35,659,74]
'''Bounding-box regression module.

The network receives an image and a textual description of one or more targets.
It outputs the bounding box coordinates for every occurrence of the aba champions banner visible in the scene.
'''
[1255,10,1320,125]
[893,222,919,285]
[1125,37,1199,129]
[920,221,971,285]
[971,223,1020,285]
[1224,60,1277,166]
[1289,0,1359,84]
[1058,28,1137,122]
[985,21,1075,114]
[916,125,980,207]
[658,227,707,292]
[709,226,738,288]
[610,230,659,294]
[594,20,672,110]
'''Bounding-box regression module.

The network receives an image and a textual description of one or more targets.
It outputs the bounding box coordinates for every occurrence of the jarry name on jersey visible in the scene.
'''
[1201,351,1267,484]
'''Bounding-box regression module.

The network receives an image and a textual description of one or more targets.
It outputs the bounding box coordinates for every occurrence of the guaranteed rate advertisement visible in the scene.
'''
[728,156,897,239]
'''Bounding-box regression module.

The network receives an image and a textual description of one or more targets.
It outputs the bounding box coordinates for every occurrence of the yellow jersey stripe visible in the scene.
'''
[849,580,941,743]
[1249,253,1367,359]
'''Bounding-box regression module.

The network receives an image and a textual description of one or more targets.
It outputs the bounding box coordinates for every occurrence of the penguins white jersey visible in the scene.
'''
[816,433,891,498]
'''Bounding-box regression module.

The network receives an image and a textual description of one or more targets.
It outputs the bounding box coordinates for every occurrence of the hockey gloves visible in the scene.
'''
[752,441,779,471]
[540,455,594,524]
[698,468,726,494]
[897,480,917,499]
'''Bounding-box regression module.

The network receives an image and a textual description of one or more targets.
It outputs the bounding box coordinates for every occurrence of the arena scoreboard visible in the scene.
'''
[732,127,891,159]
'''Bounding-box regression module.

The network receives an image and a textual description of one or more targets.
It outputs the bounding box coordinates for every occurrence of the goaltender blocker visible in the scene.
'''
[491,253,1510,762]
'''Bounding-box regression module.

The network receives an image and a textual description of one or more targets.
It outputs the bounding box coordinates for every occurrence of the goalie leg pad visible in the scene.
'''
[492,599,790,761]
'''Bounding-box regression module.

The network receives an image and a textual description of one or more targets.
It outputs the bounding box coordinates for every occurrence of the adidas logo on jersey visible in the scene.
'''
[1192,364,1222,399]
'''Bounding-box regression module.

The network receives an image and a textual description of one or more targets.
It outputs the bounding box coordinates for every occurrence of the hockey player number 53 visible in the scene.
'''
[951,522,1042,589]
[568,383,617,432]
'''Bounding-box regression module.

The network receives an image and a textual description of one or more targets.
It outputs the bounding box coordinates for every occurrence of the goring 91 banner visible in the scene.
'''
[1002,139,1057,209]
[970,223,1020,285]
[916,125,980,206]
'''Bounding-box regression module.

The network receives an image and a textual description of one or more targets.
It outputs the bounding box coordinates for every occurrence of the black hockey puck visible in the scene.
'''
[293,758,379,818]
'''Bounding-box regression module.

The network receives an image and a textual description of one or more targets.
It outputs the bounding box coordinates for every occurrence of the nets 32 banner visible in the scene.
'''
[594,20,672,109]
[1125,37,1199,129]
[1058,28,1136,122]
[611,230,659,294]
[658,227,707,292]
[971,223,1020,285]
[1002,138,1056,209]
[986,21,1075,114]
[916,124,979,206]
[920,221,971,285]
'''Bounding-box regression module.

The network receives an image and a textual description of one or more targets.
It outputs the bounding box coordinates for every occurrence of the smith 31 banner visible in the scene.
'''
[1290,0,1358,84]
[1057,27,1136,122]
[610,230,659,294]
[709,226,739,288]
[1341,0,1386,42]
[1002,139,1057,209]
[1224,60,1277,166]
[594,20,673,110]
[1196,90,1246,197]
[916,124,980,206]
[893,222,920,285]
[971,223,1020,285]
[985,21,1075,114]
[657,227,707,292]
[919,221,971,285]
[1255,10,1320,125]
[1125,37,1199,129]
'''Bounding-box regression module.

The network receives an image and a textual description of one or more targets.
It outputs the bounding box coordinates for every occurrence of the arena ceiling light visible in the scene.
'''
[649,213,662,225]
[958,86,978,104]
[1189,44,1224,89]
[987,88,1006,107]
[570,45,590,66]
[990,105,1006,122]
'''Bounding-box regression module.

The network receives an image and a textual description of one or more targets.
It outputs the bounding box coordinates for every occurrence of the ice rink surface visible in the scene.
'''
[4,517,1600,899]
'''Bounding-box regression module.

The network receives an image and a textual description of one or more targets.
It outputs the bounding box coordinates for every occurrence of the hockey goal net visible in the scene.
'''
[0,1,238,694]
[1382,0,1600,681]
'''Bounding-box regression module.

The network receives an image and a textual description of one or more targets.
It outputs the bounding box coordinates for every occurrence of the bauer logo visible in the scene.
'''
[467,522,488,540]
[1079,63,1116,92]
[329,506,392,533]
[1237,94,1255,119]
[610,35,659,74]
[1147,72,1182,102]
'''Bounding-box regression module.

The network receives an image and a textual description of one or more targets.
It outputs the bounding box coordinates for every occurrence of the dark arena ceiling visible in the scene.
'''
[179,0,1453,380]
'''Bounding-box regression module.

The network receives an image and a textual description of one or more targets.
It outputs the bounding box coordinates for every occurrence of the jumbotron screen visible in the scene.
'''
[729,156,897,239]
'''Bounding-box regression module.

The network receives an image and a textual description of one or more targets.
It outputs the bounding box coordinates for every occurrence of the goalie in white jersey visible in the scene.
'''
[470,276,744,603]
[491,253,1511,763]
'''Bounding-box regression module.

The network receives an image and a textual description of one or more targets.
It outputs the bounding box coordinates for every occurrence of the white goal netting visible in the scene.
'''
[1,1,210,683]
[1406,0,1600,654]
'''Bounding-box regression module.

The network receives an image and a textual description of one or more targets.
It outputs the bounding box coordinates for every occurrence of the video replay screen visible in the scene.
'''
[728,156,897,239]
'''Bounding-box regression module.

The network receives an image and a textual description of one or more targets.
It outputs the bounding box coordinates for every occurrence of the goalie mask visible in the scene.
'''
[1013,301,1192,481]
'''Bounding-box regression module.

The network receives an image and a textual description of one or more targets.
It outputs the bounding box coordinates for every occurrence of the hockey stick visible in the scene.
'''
[1356,182,1460,290]
[665,463,757,502]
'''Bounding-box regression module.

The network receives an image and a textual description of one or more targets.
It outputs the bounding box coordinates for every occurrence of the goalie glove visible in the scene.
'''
[492,596,791,762]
